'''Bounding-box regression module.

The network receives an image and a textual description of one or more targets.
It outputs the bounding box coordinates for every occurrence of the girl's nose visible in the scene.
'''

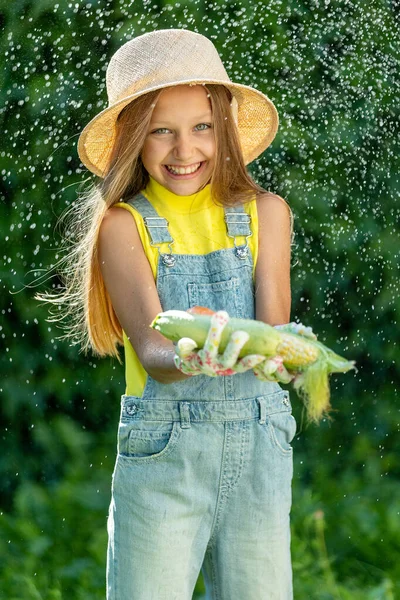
[173,133,194,161]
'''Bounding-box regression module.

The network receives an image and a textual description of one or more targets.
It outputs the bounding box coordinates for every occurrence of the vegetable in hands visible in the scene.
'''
[151,307,356,424]
[174,310,266,377]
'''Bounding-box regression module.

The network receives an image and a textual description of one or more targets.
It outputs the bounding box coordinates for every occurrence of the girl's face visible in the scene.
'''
[141,85,216,196]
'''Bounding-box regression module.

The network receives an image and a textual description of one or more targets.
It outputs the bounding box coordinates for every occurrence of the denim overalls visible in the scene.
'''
[106,195,296,600]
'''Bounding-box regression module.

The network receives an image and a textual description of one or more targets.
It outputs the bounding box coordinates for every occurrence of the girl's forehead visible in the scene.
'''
[153,85,212,113]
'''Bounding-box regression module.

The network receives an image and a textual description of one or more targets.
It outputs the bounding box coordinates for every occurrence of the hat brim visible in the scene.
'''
[77,79,279,178]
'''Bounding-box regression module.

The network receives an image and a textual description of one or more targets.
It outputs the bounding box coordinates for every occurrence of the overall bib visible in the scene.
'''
[106,196,296,600]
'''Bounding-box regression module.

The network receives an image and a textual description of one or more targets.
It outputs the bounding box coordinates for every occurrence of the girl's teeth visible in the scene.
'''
[166,163,202,175]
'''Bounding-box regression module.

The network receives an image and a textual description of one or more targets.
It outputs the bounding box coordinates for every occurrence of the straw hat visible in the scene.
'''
[77,29,279,178]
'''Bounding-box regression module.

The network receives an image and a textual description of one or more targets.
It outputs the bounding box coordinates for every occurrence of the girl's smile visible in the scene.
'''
[141,85,215,196]
[162,160,208,179]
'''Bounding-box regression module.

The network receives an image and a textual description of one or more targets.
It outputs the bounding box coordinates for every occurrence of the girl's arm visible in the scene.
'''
[98,206,190,384]
[254,192,292,325]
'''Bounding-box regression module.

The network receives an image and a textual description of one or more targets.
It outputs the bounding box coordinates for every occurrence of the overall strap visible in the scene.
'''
[126,194,175,267]
[126,194,173,244]
[224,205,252,238]
[224,205,252,259]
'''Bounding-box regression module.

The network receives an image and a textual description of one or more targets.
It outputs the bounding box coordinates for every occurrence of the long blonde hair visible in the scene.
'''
[36,84,292,360]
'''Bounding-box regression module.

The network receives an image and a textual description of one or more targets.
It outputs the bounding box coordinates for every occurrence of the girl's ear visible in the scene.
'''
[230,97,239,126]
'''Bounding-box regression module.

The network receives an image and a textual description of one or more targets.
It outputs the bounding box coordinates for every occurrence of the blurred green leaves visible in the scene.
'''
[1,0,399,598]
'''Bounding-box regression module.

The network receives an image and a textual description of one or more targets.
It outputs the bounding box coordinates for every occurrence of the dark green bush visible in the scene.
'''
[1,0,399,597]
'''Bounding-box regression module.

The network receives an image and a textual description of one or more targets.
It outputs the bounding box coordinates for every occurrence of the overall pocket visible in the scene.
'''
[261,391,297,458]
[266,411,297,457]
[118,419,181,461]
[187,277,241,317]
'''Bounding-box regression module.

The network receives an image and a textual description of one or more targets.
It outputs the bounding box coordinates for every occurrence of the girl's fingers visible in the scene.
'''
[176,337,198,358]
[220,330,249,368]
[175,338,202,375]
[274,366,295,384]
[202,311,230,359]
[275,322,317,340]
[235,353,266,373]
[292,372,305,389]
[261,356,283,376]
[272,357,295,383]
[174,353,197,375]
[293,323,317,340]
[253,363,279,382]
[259,356,294,383]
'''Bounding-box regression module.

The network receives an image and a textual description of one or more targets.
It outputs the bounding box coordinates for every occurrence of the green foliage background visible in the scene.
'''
[1,0,399,598]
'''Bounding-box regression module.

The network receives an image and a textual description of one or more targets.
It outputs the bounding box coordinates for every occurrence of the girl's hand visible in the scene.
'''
[253,322,315,383]
[253,356,296,384]
[174,310,266,377]
[274,321,317,340]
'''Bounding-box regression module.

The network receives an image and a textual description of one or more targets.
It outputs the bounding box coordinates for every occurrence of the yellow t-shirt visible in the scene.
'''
[115,176,259,396]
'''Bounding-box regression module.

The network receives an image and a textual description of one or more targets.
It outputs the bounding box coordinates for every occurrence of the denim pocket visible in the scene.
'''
[266,411,297,457]
[187,277,241,317]
[118,420,181,461]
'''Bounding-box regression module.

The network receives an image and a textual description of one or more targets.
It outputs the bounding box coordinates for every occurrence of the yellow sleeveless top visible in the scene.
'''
[115,177,259,396]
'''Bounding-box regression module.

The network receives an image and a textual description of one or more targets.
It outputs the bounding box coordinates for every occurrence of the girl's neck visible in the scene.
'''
[145,177,215,215]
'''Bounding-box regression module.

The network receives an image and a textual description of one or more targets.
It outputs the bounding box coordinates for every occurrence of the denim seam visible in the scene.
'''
[157,265,252,278]
[208,423,230,549]
[205,545,221,600]
[228,419,249,490]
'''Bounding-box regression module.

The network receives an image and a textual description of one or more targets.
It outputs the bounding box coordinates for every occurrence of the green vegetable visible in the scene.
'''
[151,310,282,356]
[151,310,356,423]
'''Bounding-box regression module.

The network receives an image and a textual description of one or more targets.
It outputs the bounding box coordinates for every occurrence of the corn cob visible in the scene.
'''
[151,308,356,424]
[276,333,319,369]
[151,309,282,357]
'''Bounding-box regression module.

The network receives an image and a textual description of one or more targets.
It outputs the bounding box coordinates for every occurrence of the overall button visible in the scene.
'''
[161,254,175,267]
[126,403,138,416]
[235,245,249,259]
[282,396,290,407]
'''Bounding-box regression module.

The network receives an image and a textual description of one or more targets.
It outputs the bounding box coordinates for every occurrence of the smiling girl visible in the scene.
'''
[41,29,298,599]
[140,85,216,195]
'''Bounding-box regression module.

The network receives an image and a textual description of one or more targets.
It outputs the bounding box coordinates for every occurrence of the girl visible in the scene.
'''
[44,29,309,599]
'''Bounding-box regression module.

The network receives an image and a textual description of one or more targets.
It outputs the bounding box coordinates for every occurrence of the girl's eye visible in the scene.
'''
[194,123,212,131]
[150,123,212,135]
[151,128,171,134]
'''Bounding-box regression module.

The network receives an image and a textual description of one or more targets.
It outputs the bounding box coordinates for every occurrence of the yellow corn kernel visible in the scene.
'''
[276,333,319,369]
